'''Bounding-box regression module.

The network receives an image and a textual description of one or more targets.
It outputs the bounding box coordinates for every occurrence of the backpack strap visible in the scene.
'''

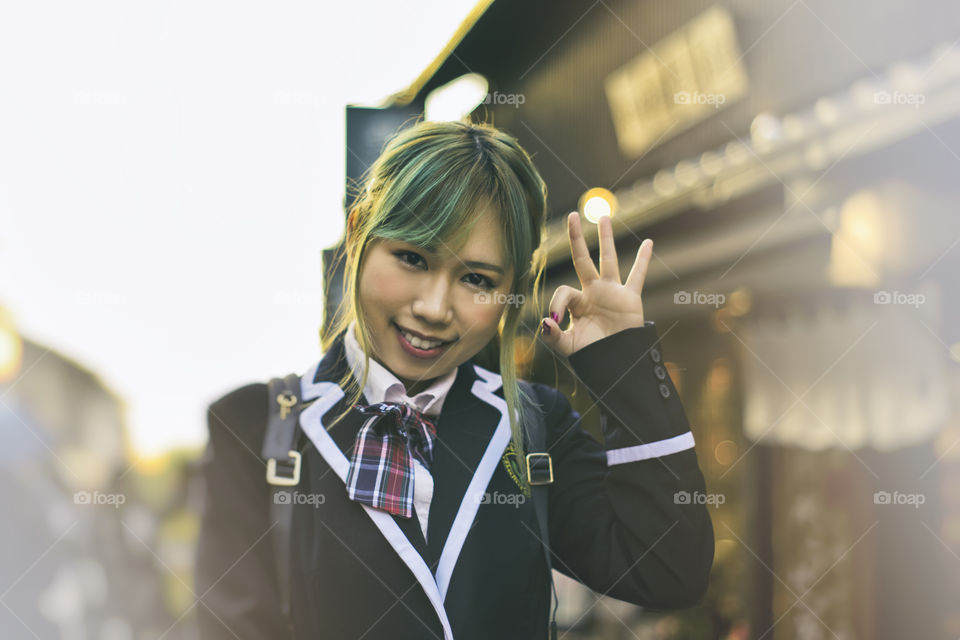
[263,373,304,635]
[518,380,559,640]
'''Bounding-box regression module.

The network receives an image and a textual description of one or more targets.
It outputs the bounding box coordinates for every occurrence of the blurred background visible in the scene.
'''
[2,0,959,638]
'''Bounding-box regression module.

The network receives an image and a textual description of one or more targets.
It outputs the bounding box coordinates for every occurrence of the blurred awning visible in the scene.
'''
[739,281,950,451]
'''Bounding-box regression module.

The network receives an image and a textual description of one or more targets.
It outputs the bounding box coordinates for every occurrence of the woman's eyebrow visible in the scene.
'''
[462,260,504,274]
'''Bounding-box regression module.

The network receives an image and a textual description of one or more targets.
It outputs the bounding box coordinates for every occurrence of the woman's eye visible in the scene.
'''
[394,250,494,289]
[394,250,425,268]
[464,273,495,289]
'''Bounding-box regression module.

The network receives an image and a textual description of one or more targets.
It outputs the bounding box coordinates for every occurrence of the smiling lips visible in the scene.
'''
[394,323,455,348]
[393,323,456,358]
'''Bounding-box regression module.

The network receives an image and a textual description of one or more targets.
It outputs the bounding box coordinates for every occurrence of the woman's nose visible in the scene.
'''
[412,277,453,323]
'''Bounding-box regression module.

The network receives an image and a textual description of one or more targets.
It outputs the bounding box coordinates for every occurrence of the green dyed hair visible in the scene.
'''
[322,117,549,481]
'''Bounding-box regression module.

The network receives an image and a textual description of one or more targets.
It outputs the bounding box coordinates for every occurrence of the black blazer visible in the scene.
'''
[194,323,715,640]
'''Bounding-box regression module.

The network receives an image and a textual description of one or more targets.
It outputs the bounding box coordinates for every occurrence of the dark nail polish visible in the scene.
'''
[551,312,559,323]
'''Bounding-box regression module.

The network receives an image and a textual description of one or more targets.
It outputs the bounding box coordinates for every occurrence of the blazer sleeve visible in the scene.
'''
[194,382,290,639]
[539,322,715,610]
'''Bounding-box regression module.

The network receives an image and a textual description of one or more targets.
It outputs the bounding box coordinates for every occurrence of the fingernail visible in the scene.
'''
[542,319,550,335]
[551,312,559,323]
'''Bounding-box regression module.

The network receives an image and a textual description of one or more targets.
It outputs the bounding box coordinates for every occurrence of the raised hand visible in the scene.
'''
[539,212,653,357]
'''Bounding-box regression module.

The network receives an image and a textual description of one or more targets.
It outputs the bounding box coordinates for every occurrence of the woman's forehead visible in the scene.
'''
[371,204,515,274]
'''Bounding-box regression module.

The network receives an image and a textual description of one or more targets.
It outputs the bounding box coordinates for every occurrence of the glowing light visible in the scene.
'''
[714,439,737,465]
[578,188,618,224]
[0,308,21,383]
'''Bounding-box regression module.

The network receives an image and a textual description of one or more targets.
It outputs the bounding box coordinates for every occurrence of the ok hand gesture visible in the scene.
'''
[540,212,653,357]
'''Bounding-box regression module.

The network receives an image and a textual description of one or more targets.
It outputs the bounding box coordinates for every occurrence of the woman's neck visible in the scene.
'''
[402,376,438,397]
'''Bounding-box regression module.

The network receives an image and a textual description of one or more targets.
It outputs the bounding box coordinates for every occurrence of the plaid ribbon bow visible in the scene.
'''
[344,401,438,518]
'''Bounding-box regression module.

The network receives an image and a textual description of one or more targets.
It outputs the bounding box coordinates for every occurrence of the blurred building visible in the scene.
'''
[335,1,960,638]
[0,310,193,640]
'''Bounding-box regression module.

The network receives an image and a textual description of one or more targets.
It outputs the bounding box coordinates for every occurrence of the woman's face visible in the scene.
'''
[356,208,516,395]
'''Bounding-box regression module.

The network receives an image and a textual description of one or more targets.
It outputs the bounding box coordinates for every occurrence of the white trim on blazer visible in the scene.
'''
[298,379,456,640]
[433,364,512,603]
[606,431,696,465]
[296,358,513,640]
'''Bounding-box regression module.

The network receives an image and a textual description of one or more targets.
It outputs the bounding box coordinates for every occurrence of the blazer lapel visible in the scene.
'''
[430,364,512,603]
[298,333,455,639]
[296,331,512,634]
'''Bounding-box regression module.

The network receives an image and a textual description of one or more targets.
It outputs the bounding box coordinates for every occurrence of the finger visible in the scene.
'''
[567,211,600,284]
[597,215,620,281]
[625,238,654,293]
[539,315,574,357]
[547,284,582,328]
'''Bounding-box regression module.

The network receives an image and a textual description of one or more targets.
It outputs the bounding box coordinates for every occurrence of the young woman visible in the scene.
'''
[195,119,715,640]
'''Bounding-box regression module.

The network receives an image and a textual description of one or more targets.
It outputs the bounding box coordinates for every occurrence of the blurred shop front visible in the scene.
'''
[334,1,960,638]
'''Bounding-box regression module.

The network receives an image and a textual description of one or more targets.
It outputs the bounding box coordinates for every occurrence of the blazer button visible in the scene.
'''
[650,347,662,363]
[658,382,671,398]
[654,364,667,380]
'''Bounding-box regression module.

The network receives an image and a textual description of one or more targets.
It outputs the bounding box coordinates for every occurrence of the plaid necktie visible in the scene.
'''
[344,401,438,518]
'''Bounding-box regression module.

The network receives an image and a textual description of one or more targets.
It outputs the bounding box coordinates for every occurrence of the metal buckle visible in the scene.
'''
[266,450,302,486]
[525,452,554,485]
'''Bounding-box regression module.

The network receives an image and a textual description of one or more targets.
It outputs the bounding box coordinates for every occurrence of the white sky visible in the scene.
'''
[0,1,480,456]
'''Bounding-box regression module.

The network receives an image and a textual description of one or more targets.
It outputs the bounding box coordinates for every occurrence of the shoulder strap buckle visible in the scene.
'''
[525,452,554,485]
[266,449,302,486]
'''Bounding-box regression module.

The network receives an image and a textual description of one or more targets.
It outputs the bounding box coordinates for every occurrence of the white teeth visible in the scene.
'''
[400,329,443,350]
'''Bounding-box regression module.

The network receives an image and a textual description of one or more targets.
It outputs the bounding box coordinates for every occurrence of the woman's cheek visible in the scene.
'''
[466,296,508,327]
[365,264,411,302]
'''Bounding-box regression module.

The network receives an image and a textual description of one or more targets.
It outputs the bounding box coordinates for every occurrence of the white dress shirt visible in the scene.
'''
[342,320,458,542]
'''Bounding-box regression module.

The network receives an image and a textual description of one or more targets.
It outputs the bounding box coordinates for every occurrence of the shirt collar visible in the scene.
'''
[343,319,458,416]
